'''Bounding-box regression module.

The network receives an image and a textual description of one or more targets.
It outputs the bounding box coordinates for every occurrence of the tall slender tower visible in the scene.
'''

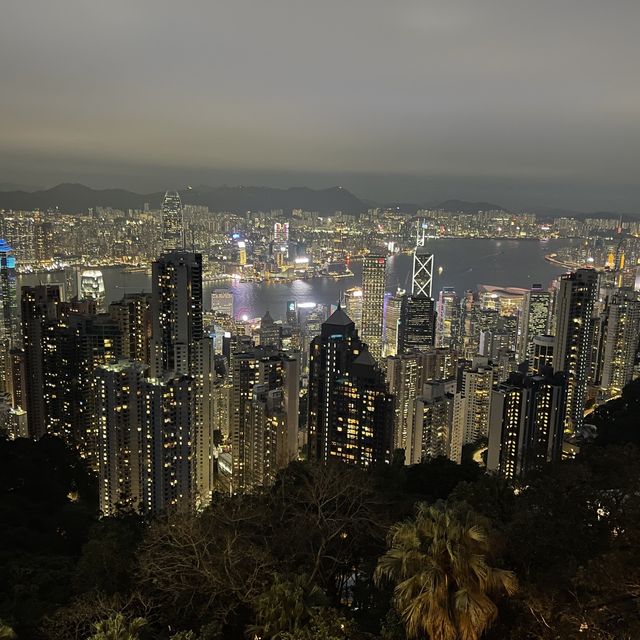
[600,290,640,395]
[400,223,437,353]
[519,285,551,363]
[150,251,203,377]
[412,222,433,298]
[150,250,214,505]
[0,240,18,395]
[21,285,62,439]
[553,269,599,431]
[161,191,184,251]
[0,240,19,345]
[361,255,386,361]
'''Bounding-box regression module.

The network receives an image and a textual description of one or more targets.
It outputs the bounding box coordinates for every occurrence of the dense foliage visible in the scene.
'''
[1,386,640,639]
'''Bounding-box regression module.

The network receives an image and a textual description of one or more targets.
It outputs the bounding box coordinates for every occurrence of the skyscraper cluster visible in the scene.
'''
[3,199,640,513]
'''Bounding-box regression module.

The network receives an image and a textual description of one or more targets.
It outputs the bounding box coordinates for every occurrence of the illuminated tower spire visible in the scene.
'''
[161,190,184,251]
[412,221,433,298]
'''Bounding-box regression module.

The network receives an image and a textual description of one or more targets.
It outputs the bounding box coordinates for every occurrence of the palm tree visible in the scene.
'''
[88,613,147,640]
[375,502,517,640]
[0,621,17,640]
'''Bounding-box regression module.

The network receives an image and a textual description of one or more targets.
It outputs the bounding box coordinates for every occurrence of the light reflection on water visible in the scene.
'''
[17,239,570,321]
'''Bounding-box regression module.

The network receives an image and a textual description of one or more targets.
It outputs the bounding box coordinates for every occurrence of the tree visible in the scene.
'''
[0,621,17,639]
[88,613,146,640]
[375,502,517,640]
[279,609,358,640]
[249,573,326,639]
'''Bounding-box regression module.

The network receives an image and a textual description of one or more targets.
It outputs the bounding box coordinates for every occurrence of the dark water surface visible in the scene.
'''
[18,239,570,321]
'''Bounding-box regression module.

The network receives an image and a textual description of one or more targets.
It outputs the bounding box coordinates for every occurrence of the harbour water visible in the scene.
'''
[17,238,571,320]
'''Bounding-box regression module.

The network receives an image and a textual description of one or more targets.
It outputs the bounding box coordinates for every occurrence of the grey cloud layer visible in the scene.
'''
[1,0,639,208]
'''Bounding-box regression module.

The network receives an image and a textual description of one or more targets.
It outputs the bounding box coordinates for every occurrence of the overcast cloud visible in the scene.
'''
[1,0,639,210]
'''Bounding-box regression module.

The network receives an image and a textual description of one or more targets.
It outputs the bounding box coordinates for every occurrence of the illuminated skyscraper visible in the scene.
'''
[21,285,62,439]
[436,288,459,349]
[450,359,493,463]
[151,251,203,377]
[237,241,247,266]
[519,285,551,363]
[599,290,640,395]
[308,307,392,466]
[410,381,454,464]
[399,295,436,353]
[108,293,152,363]
[487,370,566,480]
[0,240,18,395]
[361,255,386,361]
[531,334,554,375]
[161,190,184,251]
[150,250,215,504]
[0,240,19,345]
[259,310,281,349]
[387,353,420,453]
[211,289,234,317]
[79,269,106,312]
[384,289,404,357]
[553,269,599,431]
[231,346,299,491]
[412,246,433,298]
[344,287,363,328]
[332,350,394,467]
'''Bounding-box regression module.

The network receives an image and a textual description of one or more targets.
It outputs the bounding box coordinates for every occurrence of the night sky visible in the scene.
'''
[2,0,639,211]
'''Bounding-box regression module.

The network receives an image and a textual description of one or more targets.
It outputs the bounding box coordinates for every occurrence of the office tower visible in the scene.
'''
[286,300,299,326]
[237,240,247,266]
[308,306,391,466]
[231,347,299,491]
[479,315,519,361]
[273,222,289,245]
[600,290,640,395]
[399,295,436,353]
[553,269,599,431]
[531,335,555,375]
[79,269,106,312]
[0,241,18,395]
[410,381,454,464]
[450,359,493,463]
[487,370,567,480]
[436,288,459,349]
[0,240,19,345]
[21,285,62,439]
[520,286,551,363]
[361,255,386,361]
[492,349,518,386]
[308,307,359,461]
[161,190,184,251]
[259,310,282,349]
[384,289,405,357]
[108,293,152,363]
[331,350,394,467]
[412,246,433,298]
[419,346,459,383]
[387,353,421,453]
[211,289,234,317]
[344,287,363,328]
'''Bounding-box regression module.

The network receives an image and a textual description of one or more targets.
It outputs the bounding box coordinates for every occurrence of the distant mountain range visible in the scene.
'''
[0,182,633,219]
[0,183,367,215]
